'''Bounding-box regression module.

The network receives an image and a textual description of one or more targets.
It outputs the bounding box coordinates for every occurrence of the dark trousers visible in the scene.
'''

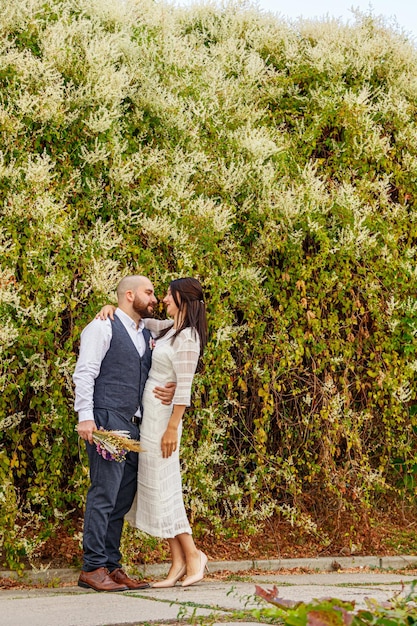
[82,409,139,572]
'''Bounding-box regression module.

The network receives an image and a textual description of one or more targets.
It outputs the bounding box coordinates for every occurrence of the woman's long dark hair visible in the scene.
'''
[159,277,207,355]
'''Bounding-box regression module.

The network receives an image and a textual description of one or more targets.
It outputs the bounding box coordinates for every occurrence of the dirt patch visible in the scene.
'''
[2,506,417,584]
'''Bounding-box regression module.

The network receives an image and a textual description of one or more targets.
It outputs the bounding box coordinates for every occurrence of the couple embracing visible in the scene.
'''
[73,275,208,592]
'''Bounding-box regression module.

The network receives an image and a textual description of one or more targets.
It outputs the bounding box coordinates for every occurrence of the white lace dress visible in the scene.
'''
[126,320,200,538]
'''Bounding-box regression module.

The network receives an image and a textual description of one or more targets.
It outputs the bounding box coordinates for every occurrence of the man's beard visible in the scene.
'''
[132,294,154,319]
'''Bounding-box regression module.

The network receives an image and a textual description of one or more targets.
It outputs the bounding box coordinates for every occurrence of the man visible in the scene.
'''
[73,275,175,592]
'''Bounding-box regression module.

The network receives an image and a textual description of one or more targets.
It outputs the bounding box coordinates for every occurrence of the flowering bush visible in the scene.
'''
[0,0,416,569]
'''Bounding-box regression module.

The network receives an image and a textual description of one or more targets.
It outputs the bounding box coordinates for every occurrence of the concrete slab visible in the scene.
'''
[2,570,417,626]
[0,587,217,626]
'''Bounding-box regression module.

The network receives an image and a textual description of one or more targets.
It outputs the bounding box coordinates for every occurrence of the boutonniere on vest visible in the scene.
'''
[149,337,156,350]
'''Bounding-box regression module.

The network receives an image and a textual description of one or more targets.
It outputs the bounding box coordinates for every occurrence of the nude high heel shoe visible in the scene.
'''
[152,564,187,588]
[181,551,208,587]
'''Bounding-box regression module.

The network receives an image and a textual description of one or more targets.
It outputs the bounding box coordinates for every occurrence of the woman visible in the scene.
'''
[99,277,208,587]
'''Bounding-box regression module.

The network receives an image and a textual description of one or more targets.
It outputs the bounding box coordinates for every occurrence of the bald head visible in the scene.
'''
[117,275,151,302]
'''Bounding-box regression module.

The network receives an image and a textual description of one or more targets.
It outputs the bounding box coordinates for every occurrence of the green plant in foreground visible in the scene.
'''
[252,581,417,625]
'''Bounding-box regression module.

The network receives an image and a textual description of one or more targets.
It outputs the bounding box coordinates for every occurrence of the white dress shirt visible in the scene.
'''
[73,308,146,422]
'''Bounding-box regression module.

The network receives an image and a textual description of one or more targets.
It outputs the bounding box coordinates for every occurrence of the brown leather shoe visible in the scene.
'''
[110,568,150,590]
[78,567,129,592]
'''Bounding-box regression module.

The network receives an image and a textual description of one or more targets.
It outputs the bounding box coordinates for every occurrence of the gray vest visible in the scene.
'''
[93,315,152,420]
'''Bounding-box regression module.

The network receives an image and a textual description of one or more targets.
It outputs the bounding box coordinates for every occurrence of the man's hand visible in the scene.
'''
[161,425,178,458]
[153,381,176,405]
[76,420,97,445]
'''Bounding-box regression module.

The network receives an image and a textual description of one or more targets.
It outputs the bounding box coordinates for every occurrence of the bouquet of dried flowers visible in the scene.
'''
[76,427,144,462]
[93,429,144,462]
